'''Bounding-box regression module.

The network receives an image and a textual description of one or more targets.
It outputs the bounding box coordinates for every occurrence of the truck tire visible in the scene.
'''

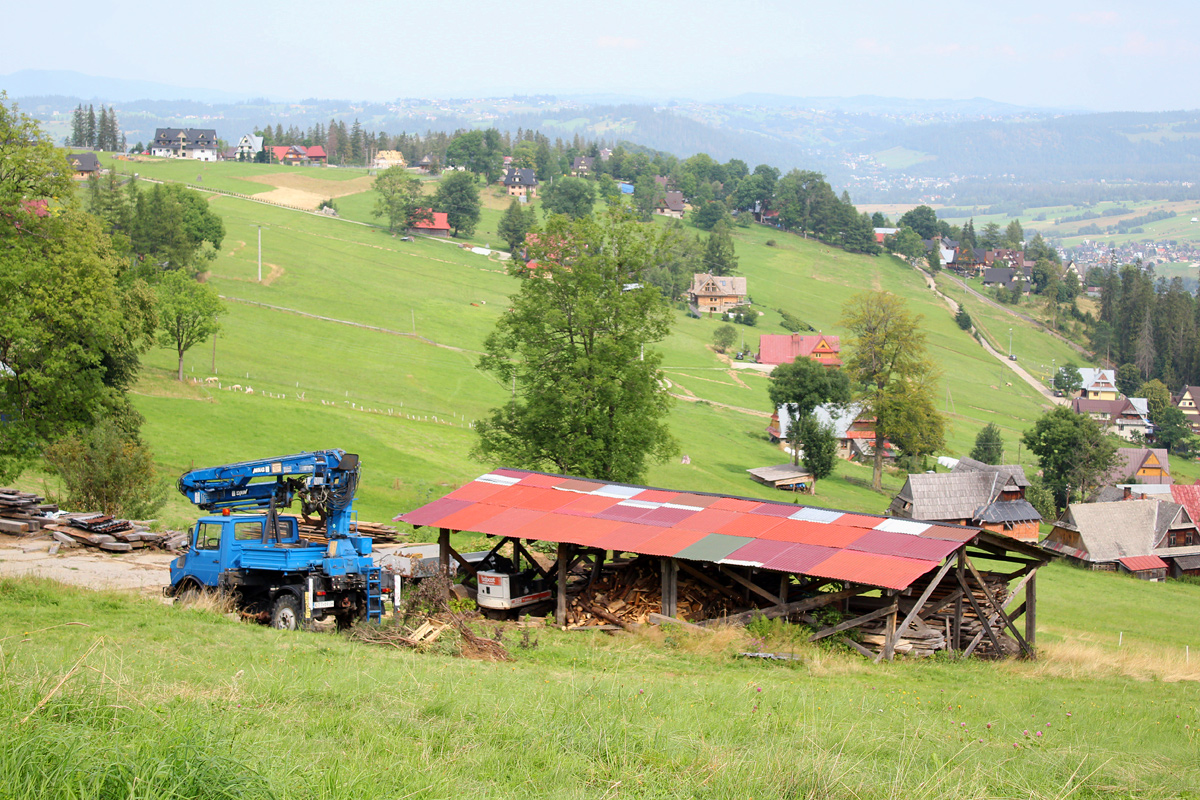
[270,594,302,630]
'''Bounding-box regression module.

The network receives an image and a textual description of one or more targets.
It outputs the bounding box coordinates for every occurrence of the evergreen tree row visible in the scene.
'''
[70,104,123,151]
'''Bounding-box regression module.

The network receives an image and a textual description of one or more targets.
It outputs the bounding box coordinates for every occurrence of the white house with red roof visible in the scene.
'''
[757,333,841,367]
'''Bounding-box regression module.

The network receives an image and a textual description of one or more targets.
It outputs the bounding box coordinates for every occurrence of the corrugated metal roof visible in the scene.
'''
[397,469,986,591]
[1119,555,1168,571]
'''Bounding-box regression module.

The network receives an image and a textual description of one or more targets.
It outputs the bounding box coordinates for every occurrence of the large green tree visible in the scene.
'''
[156,270,225,381]
[798,416,838,495]
[1022,406,1117,508]
[372,166,429,233]
[703,220,739,276]
[432,170,481,237]
[541,176,595,220]
[0,92,156,481]
[840,291,945,489]
[473,211,677,482]
[970,422,1004,464]
[767,357,851,421]
[897,205,939,239]
[1054,364,1083,395]
[497,198,536,252]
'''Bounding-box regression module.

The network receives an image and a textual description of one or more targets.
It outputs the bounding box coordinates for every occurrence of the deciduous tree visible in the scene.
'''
[897,205,939,239]
[970,422,1004,464]
[1022,406,1117,509]
[432,170,481,237]
[541,176,595,220]
[156,270,225,381]
[372,166,429,233]
[840,291,945,489]
[1054,363,1083,395]
[712,324,736,353]
[473,210,678,482]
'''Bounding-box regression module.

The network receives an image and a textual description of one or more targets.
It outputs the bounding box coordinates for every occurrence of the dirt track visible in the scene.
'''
[0,533,172,596]
[242,173,373,210]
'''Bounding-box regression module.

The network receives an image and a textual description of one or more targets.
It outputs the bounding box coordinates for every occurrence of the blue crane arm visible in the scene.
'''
[177,450,360,538]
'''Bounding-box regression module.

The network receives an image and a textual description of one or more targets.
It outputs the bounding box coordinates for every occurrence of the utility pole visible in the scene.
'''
[211,333,217,373]
[257,225,262,282]
[1008,327,1012,357]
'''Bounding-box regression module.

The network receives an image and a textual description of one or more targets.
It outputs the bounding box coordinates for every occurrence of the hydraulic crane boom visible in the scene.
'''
[177,449,360,539]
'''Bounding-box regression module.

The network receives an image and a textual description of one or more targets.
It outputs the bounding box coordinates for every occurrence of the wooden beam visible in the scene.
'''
[809,603,896,642]
[649,613,710,633]
[963,556,1033,658]
[880,599,898,662]
[718,565,783,606]
[842,636,878,660]
[701,587,865,627]
[661,558,678,618]
[512,539,553,582]
[438,528,451,599]
[957,570,1004,655]
[953,548,965,653]
[894,558,956,644]
[1025,568,1037,654]
[676,560,743,604]
[961,569,1037,659]
[556,542,568,627]
[918,588,964,620]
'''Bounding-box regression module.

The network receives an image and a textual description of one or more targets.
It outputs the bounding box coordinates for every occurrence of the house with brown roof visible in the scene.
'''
[688,273,747,314]
[502,168,538,198]
[1102,448,1171,486]
[1072,396,1150,440]
[1042,498,1200,578]
[654,191,686,219]
[756,334,841,368]
[887,458,1041,542]
[1174,386,1200,432]
[66,152,101,179]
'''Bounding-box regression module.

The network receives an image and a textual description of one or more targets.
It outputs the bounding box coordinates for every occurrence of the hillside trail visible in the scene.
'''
[910,265,1066,407]
[944,274,1089,358]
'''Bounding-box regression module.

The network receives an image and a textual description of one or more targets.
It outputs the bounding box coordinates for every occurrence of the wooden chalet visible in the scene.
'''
[409,209,451,237]
[66,152,101,179]
[1042,498,1200,578]
[654,191,686,219]
[1072,396,1150,441]
[1102,448,1171,486]
[398,469,1050,661]
[888,458,1041,542]
[1174,385,1200,432]
[757,333,841,367]
[688,273,747,314]
[767,402,894,463]
[570,156,594,176]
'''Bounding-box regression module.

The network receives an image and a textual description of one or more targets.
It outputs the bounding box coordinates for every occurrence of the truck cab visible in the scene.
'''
[169,514,307,589]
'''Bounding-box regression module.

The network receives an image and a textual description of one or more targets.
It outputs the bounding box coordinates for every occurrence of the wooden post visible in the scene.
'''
[953,547,965,653]
[661,557,678,618]
[438,527,451,600]
[778,574,789,610]
[881,593,898,662]
[556,542,569,627]
[1025,567,1037,655]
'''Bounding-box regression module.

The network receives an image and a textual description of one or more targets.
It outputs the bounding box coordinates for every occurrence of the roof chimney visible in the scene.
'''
[1123,486,1132,500]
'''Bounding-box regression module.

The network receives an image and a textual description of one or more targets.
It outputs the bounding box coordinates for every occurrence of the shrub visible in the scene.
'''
[44,419,168,519]
[955,306,973,330]
[765,239,776,247]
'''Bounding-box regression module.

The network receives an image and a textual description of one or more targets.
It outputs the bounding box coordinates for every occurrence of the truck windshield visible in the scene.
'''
[196,523,221,550]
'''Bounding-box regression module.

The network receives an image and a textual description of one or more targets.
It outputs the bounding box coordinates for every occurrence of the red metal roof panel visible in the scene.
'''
[533,515,624,547]
[590,523,661,554]
[555,493,622,517]
[673,493,720,508]
[716,513,785,539]
[760,543,841,574]
[846,529,961,561]
[708,497,762,513]
[487,484,577,512]
[474,507,548,537]
[750,502,801,518]
[594,504,657,523]
[516,473,572,489]
[834,513,889,530]
[722,538,798,566]
[491,468,530,479]
[398,497,472,527]
[756,519,865,548]
[637,506,701,527]
[807,550,936,591]
[443,481,510,504]
[636,489,683,504]
[557,478,606,493]
[919,525,977,543]
[1119,555,1168,571]
[674,508,743,533]
[436,502,507,533]
[637,529,709,557]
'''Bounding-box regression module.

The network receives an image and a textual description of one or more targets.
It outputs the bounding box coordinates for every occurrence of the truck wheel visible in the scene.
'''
[270,594,302,630]
[173,578,206,606]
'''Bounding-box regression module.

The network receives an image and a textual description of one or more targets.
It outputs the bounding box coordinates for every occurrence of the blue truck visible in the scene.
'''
[165,450,383,630]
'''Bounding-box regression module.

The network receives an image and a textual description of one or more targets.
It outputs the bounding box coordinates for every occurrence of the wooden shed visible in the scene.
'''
[747,464,813,493]
[1117,555,1169,581]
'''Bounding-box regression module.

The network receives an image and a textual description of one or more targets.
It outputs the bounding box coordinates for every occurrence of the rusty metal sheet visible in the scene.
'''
[845,529,961,561]
[756,519,865,548]
[806,549,936,591]
[920,525,978,542]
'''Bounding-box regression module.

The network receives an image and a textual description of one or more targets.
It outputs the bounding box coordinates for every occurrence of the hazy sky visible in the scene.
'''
[7,0,1199,111]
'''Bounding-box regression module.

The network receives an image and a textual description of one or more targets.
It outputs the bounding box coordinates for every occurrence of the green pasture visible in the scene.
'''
[1,563,1197,799]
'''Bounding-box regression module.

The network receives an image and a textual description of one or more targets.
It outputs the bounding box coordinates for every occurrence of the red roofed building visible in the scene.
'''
[305,145,326,163]
[757,333,841,367]
[409,209,450,236]
[269,145,291,164]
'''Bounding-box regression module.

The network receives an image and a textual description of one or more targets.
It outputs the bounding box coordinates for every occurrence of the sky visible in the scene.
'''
[4,0,1199,111]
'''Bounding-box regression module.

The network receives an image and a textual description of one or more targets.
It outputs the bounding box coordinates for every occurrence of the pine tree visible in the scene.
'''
[86,104,96,148]
[97,107,109,151]
[350,119,364,165]
[71,104,84,147]
[704,220,739,276]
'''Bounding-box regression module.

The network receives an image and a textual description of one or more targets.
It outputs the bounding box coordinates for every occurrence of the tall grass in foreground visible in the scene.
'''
[2,574,1198,799]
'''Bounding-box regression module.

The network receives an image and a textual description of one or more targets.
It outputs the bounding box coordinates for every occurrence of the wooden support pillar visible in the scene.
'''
[661,557,678,618]
[881,592,898,662]
[556,542,569,627]
[952,547,965,654]
[1025,567,1037,656]
[438,527,451,599]
[778,574,790,610]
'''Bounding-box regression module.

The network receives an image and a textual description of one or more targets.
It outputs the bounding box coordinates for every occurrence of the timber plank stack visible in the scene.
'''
[0,486,190,554]
[566,557,741,628]
[0,489,56,534]
[297,519,403,545]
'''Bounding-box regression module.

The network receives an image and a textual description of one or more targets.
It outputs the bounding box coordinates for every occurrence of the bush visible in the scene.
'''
[955,306,973,330]
[44,419,168,518]
[765,239,776,247]
[778,309,812,333]
[318,198,336,212]
[724,306,758,327]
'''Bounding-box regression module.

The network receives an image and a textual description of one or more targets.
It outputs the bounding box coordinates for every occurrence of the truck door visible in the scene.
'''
[189,522,223,587]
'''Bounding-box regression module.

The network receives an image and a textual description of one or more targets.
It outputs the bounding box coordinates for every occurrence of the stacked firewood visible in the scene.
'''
[856,573,1013,657]
[567,557,741,628]
[296,518,403,545]
[0,489,57,534]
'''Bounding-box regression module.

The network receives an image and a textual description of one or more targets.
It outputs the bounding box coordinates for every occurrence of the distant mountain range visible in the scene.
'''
[0,69,255,104]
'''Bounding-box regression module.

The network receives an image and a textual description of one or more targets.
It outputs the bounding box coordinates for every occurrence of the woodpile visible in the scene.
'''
[43,514,178,553]
[0,489,57,534]
[854,572,1013,658]
[566,557,741,628]
[296,518,402,545]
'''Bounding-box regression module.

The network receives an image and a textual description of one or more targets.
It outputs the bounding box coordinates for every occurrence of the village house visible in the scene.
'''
[150,128,219,161]
[374,149,407,169]
[1076,368,1120,400]
[1174,385,1200,432]
[235,134,263,160]
[981,266,1032,287]
[409,210,451,237]
[305,145,327,164]
[417,155,436,173]
[1042,498,1200,578]
[687,273,747,314]
[570,156,594,177]
[655,191,686,219]
[872,227,898,245]
[756,333,841,368]
[503,168,538,198]
[1101,447,1171,485]
[887,458,1042,542]
[66,152,101,179]
[1071,396,1150,440]
[767,402,893,464]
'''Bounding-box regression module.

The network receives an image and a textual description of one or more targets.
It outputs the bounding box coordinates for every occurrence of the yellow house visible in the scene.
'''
[1176,386,1200,431]
[1104,448,1172,485]
[1077,368,1119,400]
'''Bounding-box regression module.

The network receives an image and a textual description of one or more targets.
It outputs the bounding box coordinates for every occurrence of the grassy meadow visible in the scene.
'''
[1,562,1197,800]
